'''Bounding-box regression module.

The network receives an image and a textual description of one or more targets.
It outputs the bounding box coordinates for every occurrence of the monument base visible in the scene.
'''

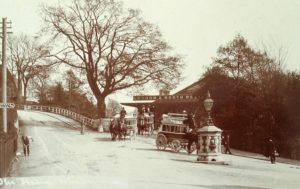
[197,154,226,164]
[196,160,228,165]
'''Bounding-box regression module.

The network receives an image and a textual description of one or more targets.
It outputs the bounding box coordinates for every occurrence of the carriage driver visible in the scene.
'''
[120,107,127,118]
[183,113,198,154]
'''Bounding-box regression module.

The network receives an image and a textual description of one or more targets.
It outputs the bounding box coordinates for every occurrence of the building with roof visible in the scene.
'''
[121,80,206,129]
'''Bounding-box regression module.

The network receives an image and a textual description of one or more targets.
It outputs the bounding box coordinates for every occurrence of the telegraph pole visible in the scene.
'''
[0,18,12,133]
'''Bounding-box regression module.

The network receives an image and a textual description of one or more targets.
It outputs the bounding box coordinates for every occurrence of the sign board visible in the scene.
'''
[133,95,199,101]
[0,102,15,109]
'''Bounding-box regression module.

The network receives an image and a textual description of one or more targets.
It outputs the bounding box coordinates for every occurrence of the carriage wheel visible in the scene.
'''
[156,134,167,150]
[171,139,181,153]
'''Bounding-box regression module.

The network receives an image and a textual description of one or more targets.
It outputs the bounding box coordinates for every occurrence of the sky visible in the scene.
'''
[1,0,300,102]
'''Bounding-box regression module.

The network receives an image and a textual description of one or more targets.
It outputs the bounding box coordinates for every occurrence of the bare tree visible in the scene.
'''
[8,34,50,104]
[41,0,183,118]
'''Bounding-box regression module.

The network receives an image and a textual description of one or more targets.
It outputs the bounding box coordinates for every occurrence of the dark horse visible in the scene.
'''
[186,131,200,154]
[109,118,127,141]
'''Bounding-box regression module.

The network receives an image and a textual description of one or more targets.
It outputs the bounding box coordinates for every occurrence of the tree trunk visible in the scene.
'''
[23,84,27,105]
[97,98,106,118]
[85,69,108,118]
[17,74,22,103]
[23,78,29,105]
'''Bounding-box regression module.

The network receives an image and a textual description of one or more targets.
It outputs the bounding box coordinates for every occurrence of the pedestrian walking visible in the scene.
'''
[22,135,30,156]
[222,134,232,154]
[267,139,276,164]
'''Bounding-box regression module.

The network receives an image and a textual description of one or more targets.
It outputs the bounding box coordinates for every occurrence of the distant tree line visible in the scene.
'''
[196,35,300,159]
[30,68,121,119]
[32,69,98,118]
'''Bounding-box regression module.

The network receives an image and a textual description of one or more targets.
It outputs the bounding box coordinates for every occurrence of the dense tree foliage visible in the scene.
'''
[199,35,300,158]
[33,69,97,118]
[44,82,97,118]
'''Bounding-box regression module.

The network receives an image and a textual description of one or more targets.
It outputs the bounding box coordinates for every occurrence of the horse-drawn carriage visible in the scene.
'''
[109,115,137,141]
[156,113,197,153]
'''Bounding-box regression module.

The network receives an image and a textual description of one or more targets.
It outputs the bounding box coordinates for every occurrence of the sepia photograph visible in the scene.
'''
[0,0,300,188]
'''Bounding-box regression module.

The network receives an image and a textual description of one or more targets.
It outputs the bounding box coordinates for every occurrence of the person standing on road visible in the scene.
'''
[80,123,85,135]
[138,109,145,135]
[267,139,276,164]
[222,134,232,154]
[22,135,30,156]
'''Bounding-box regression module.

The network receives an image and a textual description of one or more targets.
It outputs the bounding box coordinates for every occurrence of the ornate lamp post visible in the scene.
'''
[197,91,223,163]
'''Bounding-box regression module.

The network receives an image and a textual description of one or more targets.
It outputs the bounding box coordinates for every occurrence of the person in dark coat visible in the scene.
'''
[267,139,276,164]
[183,113,198,154]
[138,109,145,135]
[22,135,30,156]
[222,134,232,154]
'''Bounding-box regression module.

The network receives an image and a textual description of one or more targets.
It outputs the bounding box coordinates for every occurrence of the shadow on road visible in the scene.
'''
[210,185,268,189]
[135,147,159,152]
[135,180,268,189]
[135,147,198,156]
[135,148,180,154]
[94,137,133,142]
[135,148,195,156]
[94,137,114,142]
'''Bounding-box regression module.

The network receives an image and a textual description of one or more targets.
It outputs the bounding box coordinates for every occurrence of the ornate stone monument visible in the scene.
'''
[197,91,223,163]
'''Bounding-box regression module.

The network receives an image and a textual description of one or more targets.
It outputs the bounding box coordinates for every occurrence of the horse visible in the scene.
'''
[117,118,128,140]
[109,118,127,141]
[109,119,118,141]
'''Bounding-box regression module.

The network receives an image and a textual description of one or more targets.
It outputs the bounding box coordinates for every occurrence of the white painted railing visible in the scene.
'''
[16,105,100,130]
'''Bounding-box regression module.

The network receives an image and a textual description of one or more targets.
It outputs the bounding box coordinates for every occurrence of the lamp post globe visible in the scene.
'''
[203,91,214,125]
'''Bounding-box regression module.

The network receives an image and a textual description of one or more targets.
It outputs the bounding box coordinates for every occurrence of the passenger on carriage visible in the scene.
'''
[120,107,127,118]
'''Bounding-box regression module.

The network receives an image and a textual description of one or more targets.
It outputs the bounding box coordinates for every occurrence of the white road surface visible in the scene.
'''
[3,110,300,189]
